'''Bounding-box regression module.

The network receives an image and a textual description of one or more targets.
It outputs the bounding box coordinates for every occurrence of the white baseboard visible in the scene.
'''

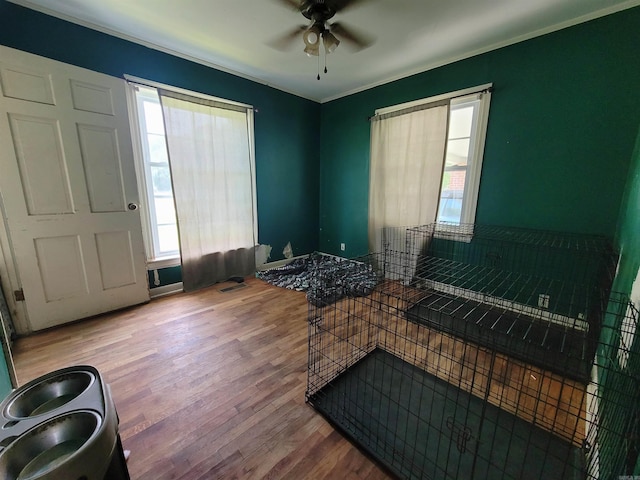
[149,282,184,298]
[256,252,348,272]
[315,251,346,260]
[256,254,308,271]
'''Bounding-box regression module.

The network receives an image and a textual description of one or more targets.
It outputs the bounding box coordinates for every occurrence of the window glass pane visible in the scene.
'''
[437,102,475,224]
[151,166,173,195]
[148,133,168,164]
[134,85,181,261]
[154,196,177,225]
[446,138,470,166]
[437,170,467,223]
[143,100,165,135]
[448,105,474,138]
[157,224,179,254]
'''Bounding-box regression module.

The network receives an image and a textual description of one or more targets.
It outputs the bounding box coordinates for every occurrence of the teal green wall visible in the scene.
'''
[1,2,639,274]
[0,0,320,268]
[320,7,640,257]
[612,126,640,297]
[0,353,11,399]
[147,266,182,290]
[595,127,640,477]
[2,1,640,471]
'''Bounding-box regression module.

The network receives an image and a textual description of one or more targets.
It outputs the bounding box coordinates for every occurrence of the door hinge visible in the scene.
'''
[14,289,25,302]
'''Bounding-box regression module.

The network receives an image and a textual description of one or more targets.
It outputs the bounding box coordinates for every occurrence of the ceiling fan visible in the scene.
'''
[270,0,375,59]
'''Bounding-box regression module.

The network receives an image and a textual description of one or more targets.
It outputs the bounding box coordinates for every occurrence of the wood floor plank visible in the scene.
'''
[11,277,390,480]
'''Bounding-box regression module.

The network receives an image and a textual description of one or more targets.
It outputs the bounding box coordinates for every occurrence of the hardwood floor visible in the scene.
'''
[12,277,391,480]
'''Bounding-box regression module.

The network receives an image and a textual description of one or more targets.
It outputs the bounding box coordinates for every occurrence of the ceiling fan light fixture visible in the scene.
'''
[304,43,320,56]
[323,31,340,54]
[303,24,322,47]
[303,23,322,56]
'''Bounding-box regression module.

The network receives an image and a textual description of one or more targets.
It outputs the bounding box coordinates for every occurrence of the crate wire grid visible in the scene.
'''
[305,224,637,480]
[402,224,616,383]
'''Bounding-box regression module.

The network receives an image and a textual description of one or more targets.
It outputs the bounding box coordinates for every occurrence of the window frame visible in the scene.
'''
[374,83,492,231]
[450,90,492,226]
[136,86,179,262]
[127,84,179,266]
[125,75,257,268]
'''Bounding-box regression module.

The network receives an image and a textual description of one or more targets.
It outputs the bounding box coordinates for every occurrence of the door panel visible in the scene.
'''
[0,64,55,104]
[0,45,149,332]
[34,235,89,302]
[9,113,75,215]
[95,231,137,289]
[77,123,126,212]
[69,79,115,115]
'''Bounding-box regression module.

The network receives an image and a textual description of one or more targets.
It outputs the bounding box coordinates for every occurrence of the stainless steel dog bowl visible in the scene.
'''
[4,371,95,419]
[0,410,101,479]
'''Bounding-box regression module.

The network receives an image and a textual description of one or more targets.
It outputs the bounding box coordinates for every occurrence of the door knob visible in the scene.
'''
[127,203,139,211]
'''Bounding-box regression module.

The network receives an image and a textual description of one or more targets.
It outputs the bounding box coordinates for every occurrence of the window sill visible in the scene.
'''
[433,222,474,243]
[147,256,181,270]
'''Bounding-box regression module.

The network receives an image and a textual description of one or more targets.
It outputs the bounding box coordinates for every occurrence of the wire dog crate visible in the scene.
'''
[404,223,618,383]
[305,224,638,480]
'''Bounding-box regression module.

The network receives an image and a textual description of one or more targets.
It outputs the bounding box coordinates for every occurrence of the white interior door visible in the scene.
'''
[0,46,149,332]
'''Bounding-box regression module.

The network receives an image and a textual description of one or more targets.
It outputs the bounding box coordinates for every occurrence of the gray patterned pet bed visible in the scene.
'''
[257,253,378,306]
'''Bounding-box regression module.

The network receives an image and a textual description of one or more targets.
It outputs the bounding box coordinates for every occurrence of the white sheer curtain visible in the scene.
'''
[369,101,450,278]
[159,90,256,292]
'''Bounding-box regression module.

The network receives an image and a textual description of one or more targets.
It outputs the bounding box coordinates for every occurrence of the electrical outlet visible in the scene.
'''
[340,243,346,251]
[538,294,550,309]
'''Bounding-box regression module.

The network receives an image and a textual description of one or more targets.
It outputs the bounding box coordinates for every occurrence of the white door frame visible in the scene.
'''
[0,197,28,334]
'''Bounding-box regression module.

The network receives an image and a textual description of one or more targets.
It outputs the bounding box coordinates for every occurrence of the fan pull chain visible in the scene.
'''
[315,42,329,80]
[317,47,328,80]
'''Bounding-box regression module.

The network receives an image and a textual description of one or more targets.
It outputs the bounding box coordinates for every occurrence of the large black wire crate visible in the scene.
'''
[305,227,638,480]
[402,224,618,383]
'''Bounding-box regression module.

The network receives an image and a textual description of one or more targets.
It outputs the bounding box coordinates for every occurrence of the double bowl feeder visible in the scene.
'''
[0,366,128,480]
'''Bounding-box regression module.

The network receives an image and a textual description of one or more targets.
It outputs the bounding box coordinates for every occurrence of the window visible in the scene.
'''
[131,86,179,262]
[127,78,257,287]
[369,84,492,251]
[437,91,491,225]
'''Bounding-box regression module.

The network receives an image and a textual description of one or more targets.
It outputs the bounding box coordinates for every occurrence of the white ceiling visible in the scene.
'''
[10,0,640,103]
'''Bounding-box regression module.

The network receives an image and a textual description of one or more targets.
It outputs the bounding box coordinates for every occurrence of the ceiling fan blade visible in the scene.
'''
[330,22,375,50]
[331,0,374,13]
[267,25,307,51]
[273,0,301,10]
